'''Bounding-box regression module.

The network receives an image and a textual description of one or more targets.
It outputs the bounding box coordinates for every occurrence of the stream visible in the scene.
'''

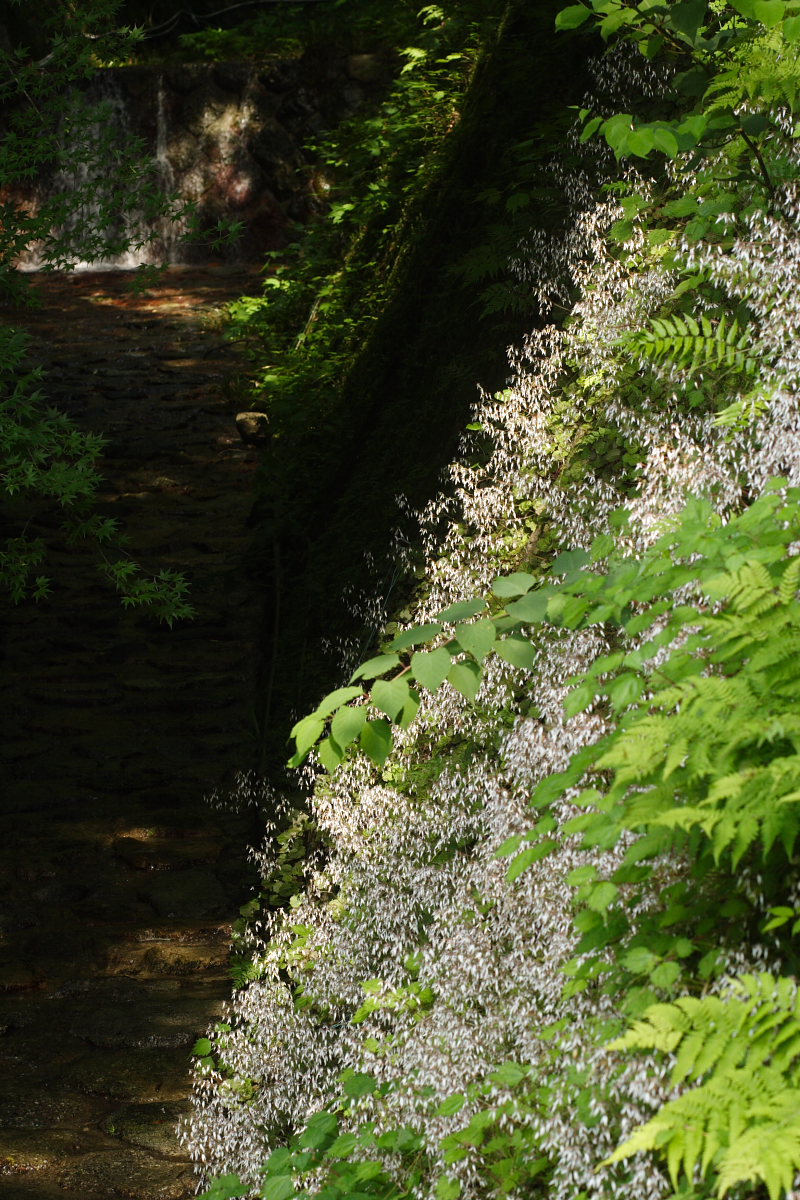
[0,266,266,1198]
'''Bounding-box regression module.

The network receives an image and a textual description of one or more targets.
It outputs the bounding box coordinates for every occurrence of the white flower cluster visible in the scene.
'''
[183,50,800,1200]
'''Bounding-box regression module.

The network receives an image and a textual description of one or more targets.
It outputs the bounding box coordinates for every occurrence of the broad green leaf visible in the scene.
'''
[260,1177,297,1200]
[753,0,785,24]
[507,841,557,881]
[350,654,400,682]
[288,715,324,765]
[551,547,591,575]
[505,589,553,623]
[650,961,682,989]
[313,685,364,718]
[454,618,496,661]
[298,1111,338,1150]
[563,681,597,717]
[192,1037,213,1056]
[495,833,524,858]
[372,677,411,722]
[621,946,659,974]
[435,598,487,622]
[343,1071,378,1097]
[567,864,598,886]
[397,687,420,729]
[546,593,589,627]
[489,1061,528,1086]
[331,704,367,750]
[435,1175,462,1200]
[492,571,536,598]
[202,1176,248,1200]
[435,1093,467,1117]
[447,660,482,701]
[555,3,592,29]
[590,533,616,561]
[389,622,442,651]
[587,881,619,912]
[360,718,393,766]
[317,736,344,774]
[327,1133,359,1158]
[411,646,453,691]
[666,0,707,42]
[495,635,537,670]
[606,672,644,712]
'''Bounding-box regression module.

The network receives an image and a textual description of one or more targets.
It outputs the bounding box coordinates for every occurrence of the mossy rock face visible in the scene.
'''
[251,0,593,767]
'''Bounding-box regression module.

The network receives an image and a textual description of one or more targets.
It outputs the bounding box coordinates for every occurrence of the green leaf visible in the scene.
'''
[350,654,400,682]
[436,598,487,622]
[372,677,411,722]
[590,533,616,561]
[360,719,393,766]
[492,571,537,598]
[318,737,344,773]
[192,1037,213,1056]
[505,589,553,623]
[621,946,659,974]
[343,1071,378,1097]
[435,1175,462,1200]
[326,1133,359,1158]
[753,0,785,25]
[201,1176,249,1200]
[447,660,482,701]
[454,618,496,662]
[435,1093,467,1116]
[331,705,367,750]
[666,0,707,42]
[507,841,557,881]
[298,1111,338,1150]
[555,3,592,30]
[650,961,682,989]
[260,1177,297,1200]
[495,635,537,670]
[390,622,442,651]
[587,881,619,912]
[551,548,591,575]
[411,646,453,691]
[489,1061,528,1086]
[307,686,361,721]
[288,715,325,765]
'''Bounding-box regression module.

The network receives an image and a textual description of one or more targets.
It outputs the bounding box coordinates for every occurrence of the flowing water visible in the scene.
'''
[0,266,266,1198]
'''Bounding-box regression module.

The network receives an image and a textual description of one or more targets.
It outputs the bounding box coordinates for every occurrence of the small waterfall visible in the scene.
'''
[10,59,357,273]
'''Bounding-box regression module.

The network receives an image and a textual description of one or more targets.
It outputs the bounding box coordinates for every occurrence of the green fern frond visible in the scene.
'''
[704,27,800,117]
[606,976,800,1198]
[627,313,759,378]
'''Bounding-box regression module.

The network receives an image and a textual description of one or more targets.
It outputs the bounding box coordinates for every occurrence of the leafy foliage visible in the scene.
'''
[605,974,800,1199]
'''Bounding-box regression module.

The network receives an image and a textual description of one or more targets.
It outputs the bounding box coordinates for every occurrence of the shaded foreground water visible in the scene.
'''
[0,267,266,1197]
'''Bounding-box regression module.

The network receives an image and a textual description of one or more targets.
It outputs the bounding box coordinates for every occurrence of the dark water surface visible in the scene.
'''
[0,267,266,1197]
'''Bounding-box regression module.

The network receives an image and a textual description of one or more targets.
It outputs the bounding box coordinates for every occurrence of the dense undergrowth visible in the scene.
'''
[186,1,800,1198]
[220,1,589,763]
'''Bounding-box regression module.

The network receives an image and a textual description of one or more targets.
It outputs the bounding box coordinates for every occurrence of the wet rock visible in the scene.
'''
[113,834,222,870]
[0,1084,97,1129]
[57,1148,194,1199]
[71,1047,191,1102]
[101,1101,190,1159]
[235,410,270,444]
[347,53,387,83]
[0,1129,83,1173]
[135,867,231,920]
